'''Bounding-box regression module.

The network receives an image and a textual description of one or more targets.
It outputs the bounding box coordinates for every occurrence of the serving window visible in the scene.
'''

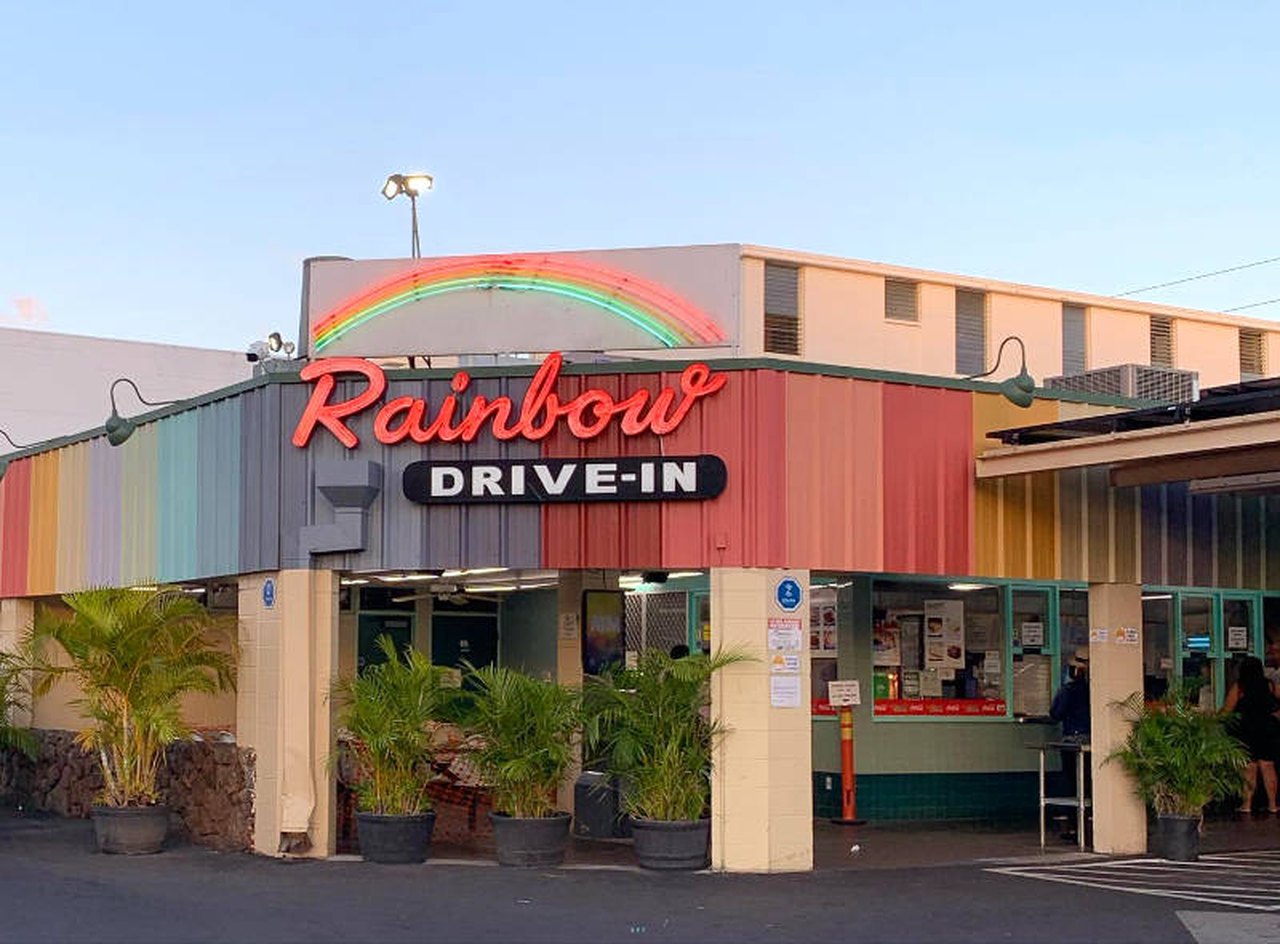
[872,580,1007,717]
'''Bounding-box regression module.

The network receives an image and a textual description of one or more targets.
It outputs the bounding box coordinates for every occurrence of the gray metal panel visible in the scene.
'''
[277,383,314,569]
[954,290,986,375]
[1061,304,1086,375]
[294,373,543,574]
[197,398,241,579]
[763,262,799,318]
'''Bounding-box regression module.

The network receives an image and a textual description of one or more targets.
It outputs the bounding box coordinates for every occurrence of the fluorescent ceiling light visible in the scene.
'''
[947,582,992,592]
[465,584,517,593]
[666,571,703,579]
[341,578,370,586]
[1142,593,1172,601]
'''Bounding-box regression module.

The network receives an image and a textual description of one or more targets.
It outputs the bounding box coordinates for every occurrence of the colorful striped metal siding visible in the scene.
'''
[2,368,1280,595]
[300,375,543,573]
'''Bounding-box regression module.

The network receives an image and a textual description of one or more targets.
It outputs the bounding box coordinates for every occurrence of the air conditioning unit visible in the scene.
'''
[1045,364,1199,404]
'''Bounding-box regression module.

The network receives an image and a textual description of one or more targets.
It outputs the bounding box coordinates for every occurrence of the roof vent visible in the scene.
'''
[1045,364,1199,404]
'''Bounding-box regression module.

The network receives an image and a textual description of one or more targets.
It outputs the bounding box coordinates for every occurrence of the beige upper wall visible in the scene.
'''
[740,246,1280,387]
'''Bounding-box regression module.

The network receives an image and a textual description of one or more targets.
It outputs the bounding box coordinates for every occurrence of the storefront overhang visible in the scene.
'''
[977,409,1280,484]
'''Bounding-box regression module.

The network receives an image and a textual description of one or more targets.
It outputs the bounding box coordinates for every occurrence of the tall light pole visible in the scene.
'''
[381,173,434,258]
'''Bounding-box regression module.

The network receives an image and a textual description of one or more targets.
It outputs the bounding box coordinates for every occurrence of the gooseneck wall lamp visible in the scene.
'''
[104,379,176,447]
[0,428,26,481]
[965,335,1037,408]
[381,172,434,259]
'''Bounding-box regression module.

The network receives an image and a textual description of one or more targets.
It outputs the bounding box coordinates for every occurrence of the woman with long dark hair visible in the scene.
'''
[1223,656,1280,814]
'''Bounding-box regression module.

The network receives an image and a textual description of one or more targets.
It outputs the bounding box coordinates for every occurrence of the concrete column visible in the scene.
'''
[0,598,34,726]
[710,567,813,873]
[1087,582,1147,855]
[553,570,615,813]
[238,570,339,857]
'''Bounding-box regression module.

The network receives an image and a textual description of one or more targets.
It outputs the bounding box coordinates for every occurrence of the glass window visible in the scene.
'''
[1011,588,1051,718]
[1180,594,1217,710]
[872,579,1007,717]
[1060,590,1090,657]
[1142,594,1174,701]
[1223,597,1257,693]
[1265,597,1280,690]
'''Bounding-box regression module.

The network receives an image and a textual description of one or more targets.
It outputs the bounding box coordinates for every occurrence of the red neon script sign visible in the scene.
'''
[292,352,727,449]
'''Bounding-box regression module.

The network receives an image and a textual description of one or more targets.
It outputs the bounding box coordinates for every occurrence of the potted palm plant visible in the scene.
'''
[584,648,748,870]
[331,635,456,864]
[1109,689,1248,861]
[460,665,581,867]
[29,587,235,854]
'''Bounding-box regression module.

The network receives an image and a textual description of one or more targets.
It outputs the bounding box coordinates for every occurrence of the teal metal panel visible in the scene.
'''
[198,399,241,578]
[156,410,199,582]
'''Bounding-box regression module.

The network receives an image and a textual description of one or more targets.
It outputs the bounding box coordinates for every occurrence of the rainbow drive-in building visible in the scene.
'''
[5,243,1280,869]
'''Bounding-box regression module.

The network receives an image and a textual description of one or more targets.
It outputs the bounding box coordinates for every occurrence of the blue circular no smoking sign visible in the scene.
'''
[775,576,802,612]
[263,578,276,609]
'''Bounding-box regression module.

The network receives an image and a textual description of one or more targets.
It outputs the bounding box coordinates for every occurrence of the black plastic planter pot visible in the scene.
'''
[92,805,169,855]
[356,811,437,864]
[631,818,711,870]
[489,812,571,867]
[1158,814,1200,861]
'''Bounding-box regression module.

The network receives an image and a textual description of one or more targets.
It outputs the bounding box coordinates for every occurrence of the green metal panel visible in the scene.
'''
[197,399,241,578]
[119,423,158,585]
[156,410,199,582]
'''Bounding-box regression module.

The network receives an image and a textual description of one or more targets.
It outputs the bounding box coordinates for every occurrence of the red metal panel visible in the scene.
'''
[881,385,974,576]
[784,374,884,572]
[541,371,667,570]
[540,368,789,570]
[661,369,789,569]
[0,459,32,597]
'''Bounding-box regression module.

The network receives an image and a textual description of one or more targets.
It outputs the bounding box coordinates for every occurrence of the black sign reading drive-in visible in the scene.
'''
[402,455,727,505]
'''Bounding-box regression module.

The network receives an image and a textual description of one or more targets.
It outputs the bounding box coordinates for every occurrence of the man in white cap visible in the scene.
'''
[1050,647,1091,841]
[1051,647,1091,742]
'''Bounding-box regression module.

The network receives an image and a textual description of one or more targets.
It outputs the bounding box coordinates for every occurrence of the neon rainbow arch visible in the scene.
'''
[310,254,728,352]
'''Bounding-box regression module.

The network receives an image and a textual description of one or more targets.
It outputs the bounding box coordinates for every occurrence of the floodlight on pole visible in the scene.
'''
[964,336,1037,408]
[381,172,434,258]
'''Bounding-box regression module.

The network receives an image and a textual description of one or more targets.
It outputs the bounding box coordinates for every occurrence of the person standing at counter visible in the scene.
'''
[1051,647,1091,742]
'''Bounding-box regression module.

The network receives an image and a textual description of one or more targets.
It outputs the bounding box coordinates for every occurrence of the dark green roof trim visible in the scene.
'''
[0,357,1152,465]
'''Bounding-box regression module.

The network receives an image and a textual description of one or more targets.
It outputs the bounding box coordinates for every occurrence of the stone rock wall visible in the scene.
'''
[0,730,254,852]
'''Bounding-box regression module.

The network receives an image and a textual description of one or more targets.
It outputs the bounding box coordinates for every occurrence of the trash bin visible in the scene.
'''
[573,771,627,839]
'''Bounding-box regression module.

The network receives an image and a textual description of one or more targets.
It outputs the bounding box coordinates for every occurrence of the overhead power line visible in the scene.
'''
[1116,255,1280,297]
[1223,297,1280,313]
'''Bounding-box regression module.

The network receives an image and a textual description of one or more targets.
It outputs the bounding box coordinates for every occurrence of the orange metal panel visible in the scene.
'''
[25,451,59,596]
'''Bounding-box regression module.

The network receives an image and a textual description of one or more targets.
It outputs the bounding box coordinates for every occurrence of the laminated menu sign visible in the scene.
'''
[1020,622,1044,647]
[873,616,903,666]
[1228,625,1249,651]
[924,600,965,669]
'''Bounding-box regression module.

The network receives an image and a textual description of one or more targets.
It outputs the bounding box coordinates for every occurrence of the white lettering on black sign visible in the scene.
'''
[402,456,727,505]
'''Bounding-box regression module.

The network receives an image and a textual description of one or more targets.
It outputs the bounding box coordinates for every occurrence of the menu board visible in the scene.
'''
[923,600,965,670]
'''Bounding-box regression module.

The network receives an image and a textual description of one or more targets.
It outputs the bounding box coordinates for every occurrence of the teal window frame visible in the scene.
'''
[1147,585,1265,709]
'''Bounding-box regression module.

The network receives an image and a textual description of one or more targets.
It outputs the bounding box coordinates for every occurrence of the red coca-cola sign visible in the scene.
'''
[292,352,727,449]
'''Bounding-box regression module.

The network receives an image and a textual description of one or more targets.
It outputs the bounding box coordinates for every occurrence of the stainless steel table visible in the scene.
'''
[1034,740,1091,851]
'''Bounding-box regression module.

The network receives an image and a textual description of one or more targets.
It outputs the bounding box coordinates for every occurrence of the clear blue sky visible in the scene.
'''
[2,1,1278,350]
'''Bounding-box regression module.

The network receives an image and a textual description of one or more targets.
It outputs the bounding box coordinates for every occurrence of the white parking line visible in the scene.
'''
[988,852,1280,912]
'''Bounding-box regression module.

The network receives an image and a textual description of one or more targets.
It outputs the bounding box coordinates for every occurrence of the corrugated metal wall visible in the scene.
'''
[1,366,1278,594]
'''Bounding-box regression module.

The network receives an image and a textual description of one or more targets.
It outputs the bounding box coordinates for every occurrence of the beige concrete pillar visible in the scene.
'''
[553,570,615,813]
[710,568,813,873]
[0,598,34,727]
[238,570,339,857]
[1087,582,1147,855]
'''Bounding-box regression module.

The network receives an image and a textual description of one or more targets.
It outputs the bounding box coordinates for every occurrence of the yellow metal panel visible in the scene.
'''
[1002,475,1030,578]
[55,443,89,593]
[1029,471,1058,580]
[120,425,158,586]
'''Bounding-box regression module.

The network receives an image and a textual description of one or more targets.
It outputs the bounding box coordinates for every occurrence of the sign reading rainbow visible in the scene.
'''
[311,254,728,352]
